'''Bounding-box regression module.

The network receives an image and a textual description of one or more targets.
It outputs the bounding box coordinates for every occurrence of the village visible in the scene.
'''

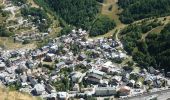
[1,0,51,45]
[0,28,169,100]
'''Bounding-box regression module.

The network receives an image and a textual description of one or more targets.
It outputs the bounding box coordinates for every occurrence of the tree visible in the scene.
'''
[45,0,99,29]
[118,0,170,23]
[0,25,13,37]
[90,15,116,36]
[58,26,73,36]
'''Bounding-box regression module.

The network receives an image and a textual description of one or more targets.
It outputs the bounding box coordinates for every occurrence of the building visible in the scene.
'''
[45,84,56,93]
[0,61,5,71]
[86,73,103,84]
[95,87,116,96]
[34,83,45,95]
[73,83,80,91]
[57,92,68,100]
[28,76,37,87]
[71,72,82,83]
[118,86,131,96]
[44,53,55,62]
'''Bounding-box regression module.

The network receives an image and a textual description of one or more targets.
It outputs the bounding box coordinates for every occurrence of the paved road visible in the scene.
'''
[121,89,170,100]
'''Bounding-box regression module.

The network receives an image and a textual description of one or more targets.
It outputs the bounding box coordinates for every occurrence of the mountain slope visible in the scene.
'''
[118,0,170,24]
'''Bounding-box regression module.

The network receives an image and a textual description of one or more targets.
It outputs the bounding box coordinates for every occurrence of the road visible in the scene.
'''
[120,89,170,100]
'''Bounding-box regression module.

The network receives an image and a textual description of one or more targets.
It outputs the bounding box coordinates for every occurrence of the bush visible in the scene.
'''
[22,39,30,44]
[58,26,73,36]
[0,25,13,37]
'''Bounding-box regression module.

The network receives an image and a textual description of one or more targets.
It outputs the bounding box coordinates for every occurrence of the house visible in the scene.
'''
[127,80,135,87]
[49,45,58,54]
[148,67,156,74]
[44,53,55,62]
[45,84,56,93]
[95,87,116,96]
[71,72,82,83]
[56,62,65,69]
[57,92,68,100]
[41,74,49,81]
[4,76,16,85]
[21,82,28,87]
[85,73,103,84]
[20,74,27,83]
[28,76,37,87]
[89,69,105,76]
[47,93,57,100]
[118,86,131,96]
[10,51,19,58]
[101,44,110,50]
[110,76,122,86]
[144,76,153,85]
[0,61,5,71]
[119,52,126,59]
[25,60,34,69]
[135,81,142,88]
[34,83,45,95]
[32,50,47,60]
[73,83,80,91]
[101,61,113,72]
[0,72,8,80]
[153,79,162,88]
[77,54,86,61]
[167,72,170,77]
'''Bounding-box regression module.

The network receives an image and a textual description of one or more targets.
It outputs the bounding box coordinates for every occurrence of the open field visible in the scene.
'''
[28,0,39,8]
[101,0,122,26]
[0,86,40,100]
[0,37,36,50]
[0,0,2,4]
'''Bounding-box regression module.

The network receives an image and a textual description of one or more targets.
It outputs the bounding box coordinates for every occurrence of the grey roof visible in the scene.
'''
[95,87,116,96]
[87,73,102,80]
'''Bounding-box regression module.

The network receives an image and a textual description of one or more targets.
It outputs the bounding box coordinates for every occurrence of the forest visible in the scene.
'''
[118,0,170,24]
[34,0,116,36]
[146,24,170,72]
[121,20,170,73]
[90,15,116,36]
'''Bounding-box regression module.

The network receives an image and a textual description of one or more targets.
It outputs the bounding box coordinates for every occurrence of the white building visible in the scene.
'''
[57,92,68,100]
[34,84,45,95]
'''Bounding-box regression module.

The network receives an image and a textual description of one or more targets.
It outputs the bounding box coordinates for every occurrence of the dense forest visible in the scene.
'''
[43,0,99,30]
[146,24,170,72]
[90,15,116,36]
[34,0,116,36]
[118,0,170,24]
[121,20,170,73]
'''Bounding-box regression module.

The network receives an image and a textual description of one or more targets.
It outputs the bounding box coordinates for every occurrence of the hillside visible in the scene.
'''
[34,0,116,37]
[120,17,170,73]
[118,0,170,24]
[0,0,170,100]
[0,86,40,100]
